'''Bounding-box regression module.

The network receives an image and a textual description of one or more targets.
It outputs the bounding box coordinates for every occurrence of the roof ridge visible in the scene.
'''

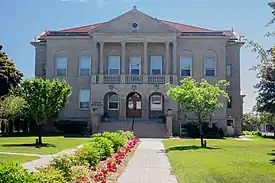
[160,19,215,32]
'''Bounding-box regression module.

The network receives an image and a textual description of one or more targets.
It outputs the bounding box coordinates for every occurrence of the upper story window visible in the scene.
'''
[227,64,232,77]
[129,56,141,75]
[79,56,91,76]
[204,57,216,76]
[150,56,162,75]
[56,57,67,76]
[108,56,120,75]
[180,57,192,76]
[79,89,90,109]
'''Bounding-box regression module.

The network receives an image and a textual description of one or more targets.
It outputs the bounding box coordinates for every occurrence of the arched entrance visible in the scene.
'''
[103,92,119,120]
[126,92,142,118]
[149,92,165,122]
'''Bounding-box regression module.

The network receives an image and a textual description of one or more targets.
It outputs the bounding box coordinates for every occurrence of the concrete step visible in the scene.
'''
[97,122,168,138]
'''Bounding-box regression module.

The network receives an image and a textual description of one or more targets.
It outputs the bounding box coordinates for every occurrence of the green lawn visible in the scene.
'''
[0,154,39,163]
[163,137,275,183]
[0,136,90,154]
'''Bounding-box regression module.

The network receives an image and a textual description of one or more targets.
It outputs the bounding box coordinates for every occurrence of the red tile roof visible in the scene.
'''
[41,20,233,38]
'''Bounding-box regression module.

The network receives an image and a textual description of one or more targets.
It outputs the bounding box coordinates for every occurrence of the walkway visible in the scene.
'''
[117,138,178,183]
[0,145,82,172]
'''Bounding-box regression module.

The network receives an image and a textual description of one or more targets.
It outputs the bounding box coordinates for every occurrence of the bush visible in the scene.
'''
[76,144,101,166]
[54,120,88,134]
[101,132,127,151]
[183,122,224,138]
[0,162,35,183]
[51,154,77,180]
[242,130,262,136]
[89,136,114,158]
[117,130,134,140]
[34,166,65,183]
[70,165,91,182]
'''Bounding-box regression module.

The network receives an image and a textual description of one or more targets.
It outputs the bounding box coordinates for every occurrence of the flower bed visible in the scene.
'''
[0,130,140,183]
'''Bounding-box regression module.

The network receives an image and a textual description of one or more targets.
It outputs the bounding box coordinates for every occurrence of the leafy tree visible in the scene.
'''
[246,2,275,113]
[166,78,229,147]
[0,95,27,134]
[20,78,71,145]
[0,45,23,97]
[242,112,260,126]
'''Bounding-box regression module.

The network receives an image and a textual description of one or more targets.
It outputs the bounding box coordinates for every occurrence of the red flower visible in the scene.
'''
[101,180,106,183]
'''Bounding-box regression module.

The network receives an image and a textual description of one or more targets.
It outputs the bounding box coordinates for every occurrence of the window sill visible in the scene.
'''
[79,108,90,111]
[107,108,119,111]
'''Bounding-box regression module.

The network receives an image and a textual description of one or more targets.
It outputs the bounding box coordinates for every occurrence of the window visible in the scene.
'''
[56,57,67,76]
[108,93,119,110]
[129,56,141,75]
[79,56,91,76]
[150,94,162,111]
[227,119,233,126]
[227,64,232,77]
[108,56,120,74]
[204,57,216,76]
[228,96,232,108]
[150,56,162,75]
[180,57,192,76]
[79,89,90,109]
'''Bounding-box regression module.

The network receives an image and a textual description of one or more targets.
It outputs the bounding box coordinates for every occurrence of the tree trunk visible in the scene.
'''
[199,123,204,147]
[37,124,44,145]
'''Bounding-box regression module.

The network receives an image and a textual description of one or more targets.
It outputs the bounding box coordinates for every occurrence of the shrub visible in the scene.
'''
[70,165,91,182]
[0,162,35,183]
[242,130,262,136]
[89,136,114,158]
[76,144,101,166]
[33,166,65,183]
[101,132,127,151]
[117,130,134,140]
[51,154,77,180]
[54,120,88,134]
[183,122,224,138]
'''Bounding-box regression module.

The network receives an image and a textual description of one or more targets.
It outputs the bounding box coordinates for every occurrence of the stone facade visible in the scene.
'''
[31,7,245,136]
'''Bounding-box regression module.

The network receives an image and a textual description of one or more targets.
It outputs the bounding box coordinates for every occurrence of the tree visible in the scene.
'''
[166,78,229,147]
[0,95,27,134]
[243,112,260,126]
[246,2,275,114]
[20,78,71,145]
[0,45,23,97]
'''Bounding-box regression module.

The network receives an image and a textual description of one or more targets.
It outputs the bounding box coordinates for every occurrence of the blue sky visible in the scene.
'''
[1,0,274,112]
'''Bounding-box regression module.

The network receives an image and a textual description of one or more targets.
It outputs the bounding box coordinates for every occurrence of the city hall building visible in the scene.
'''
[31,7,245,136]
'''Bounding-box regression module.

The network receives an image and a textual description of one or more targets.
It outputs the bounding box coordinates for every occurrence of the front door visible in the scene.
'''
[126,92,142,118]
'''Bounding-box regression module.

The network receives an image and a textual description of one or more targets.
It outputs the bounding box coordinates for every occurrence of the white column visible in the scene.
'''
[99,42,104,74]
[143,41,148,74]
[165,42,170,74]
[121,41,126,74]
[172,41,177,75]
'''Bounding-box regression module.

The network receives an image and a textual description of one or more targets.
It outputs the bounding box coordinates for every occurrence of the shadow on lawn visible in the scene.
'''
[262,135,275,140]
[2,143,56,148]
[166,145,220,152]
[268,150,275,165]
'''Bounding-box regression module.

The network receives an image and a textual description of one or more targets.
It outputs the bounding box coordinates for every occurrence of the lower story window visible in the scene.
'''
[108,93,119,110]
[79,89,90,109]
[150,94,162,111]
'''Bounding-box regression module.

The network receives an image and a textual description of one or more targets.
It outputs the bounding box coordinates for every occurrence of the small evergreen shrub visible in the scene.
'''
[76,144,101,166]
[89,136,114,157]
[34,166,66,183]
[101,132,127,151]
[117,130,134,140]
[242,130,262,136]
[51,154,77,180]
[54,120,88,134]
[0,162,34,183]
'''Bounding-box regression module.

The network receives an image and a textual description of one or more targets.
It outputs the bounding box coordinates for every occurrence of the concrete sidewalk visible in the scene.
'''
[117,138,178,183]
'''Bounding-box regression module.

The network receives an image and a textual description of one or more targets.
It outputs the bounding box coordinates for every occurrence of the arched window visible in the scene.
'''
[107,92,119,110]
[150,93,162,111]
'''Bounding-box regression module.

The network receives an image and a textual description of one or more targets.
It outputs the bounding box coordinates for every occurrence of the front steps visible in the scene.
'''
[97,122,168,138]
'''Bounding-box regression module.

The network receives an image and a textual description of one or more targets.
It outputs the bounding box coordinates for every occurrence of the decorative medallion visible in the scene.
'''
[132,85,137,91]
[155,84,160,90]
[109,85,114,91]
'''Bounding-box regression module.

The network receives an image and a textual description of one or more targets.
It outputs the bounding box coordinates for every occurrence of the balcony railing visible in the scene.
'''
[125,75,143,84]
[103,75,121,84]
[96,74,175,84]
[148,75,165,84]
